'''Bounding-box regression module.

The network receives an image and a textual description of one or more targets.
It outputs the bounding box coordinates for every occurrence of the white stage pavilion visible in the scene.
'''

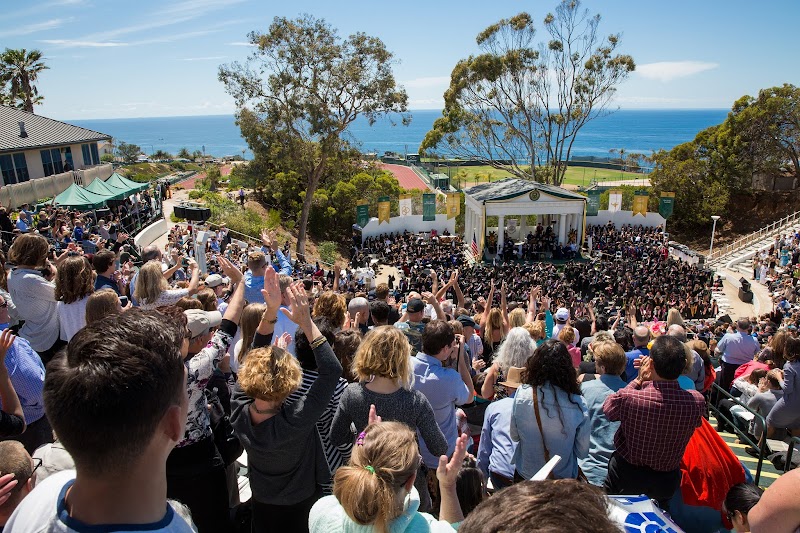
[463,178,588,257]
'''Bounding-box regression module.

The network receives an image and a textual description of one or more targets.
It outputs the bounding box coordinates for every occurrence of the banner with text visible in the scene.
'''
[422,193,436,221]
[587,190,601,216]
[446,192,460,220]
[632,190,649,217]
[659,192,675,219]
[378,196,391,224]
[399,194,412,216]
[356,202,370,228]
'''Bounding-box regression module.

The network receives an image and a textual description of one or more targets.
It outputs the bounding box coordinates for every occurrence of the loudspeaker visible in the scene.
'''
[174,205,186,219]
[739,288,754,303]
[739,277,752,293]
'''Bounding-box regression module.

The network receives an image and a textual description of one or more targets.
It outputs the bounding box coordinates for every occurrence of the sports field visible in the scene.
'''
[438,164,646,188]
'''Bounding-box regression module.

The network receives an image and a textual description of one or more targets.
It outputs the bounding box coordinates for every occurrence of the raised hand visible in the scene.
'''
[218,256,243,284]
[368,404,382,425]
[0,330,15,359]
[280,281,313,328]
[274,332,292,350]
[260,266,282,311]
[0,473,17,506]
[437,433,468,490]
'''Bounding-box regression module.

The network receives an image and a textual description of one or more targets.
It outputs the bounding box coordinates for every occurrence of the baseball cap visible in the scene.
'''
[407,298,425,313]
[204,274,227,288]
[555,307,570,322]
[457,315,477,329]
[185,309,222,338]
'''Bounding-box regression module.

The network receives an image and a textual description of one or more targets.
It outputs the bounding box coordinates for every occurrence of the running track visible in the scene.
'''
[380,163,430,191]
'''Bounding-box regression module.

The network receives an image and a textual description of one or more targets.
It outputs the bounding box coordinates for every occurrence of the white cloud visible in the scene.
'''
[401,76,450,89]
[636,61,719,82]
[408,98,445,109]
[180,56,227,61]
[227,41,255,47]
[1,17,73,36]
[40,39,127,48]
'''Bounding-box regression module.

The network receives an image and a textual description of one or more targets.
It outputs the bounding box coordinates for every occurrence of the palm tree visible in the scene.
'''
[1,48,48,113]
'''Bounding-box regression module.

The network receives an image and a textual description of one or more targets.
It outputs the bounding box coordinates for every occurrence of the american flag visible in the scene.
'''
[471,233,480,258]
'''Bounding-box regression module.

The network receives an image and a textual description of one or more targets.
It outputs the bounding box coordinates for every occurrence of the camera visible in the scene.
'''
[119,296,129,307]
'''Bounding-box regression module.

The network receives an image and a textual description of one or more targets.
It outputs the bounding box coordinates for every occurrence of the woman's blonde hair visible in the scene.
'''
[133,261,169,306]
[238,345,301,402]
[483,308,505,343]
[238,303,267,364]
[313,291,347,328]
[523,320,546,341]
[666,308,684,328]
[587,331,614,359]
[508,308,526,329]
[558,325,576,346]
[55,256,94,304]
[333,422,420,533]
[592,341,626,376]
[352,326,412,389]
[8,233,49,268]
[85,288,121,324]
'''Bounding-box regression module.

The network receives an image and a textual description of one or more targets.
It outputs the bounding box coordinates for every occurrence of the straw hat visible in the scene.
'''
[498,366,525,389]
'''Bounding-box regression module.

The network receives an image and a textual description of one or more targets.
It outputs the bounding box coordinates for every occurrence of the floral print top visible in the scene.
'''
[177,321,235,448]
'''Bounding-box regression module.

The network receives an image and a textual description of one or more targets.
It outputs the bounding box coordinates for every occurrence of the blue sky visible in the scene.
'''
[3,0,799,119]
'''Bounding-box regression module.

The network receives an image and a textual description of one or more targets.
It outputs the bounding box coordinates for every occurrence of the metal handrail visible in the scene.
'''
[784,436,800,474]
[710,210,800,262]
[708,383,768,485]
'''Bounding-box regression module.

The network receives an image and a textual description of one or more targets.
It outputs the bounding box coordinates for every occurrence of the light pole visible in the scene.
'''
[709,215,721,258]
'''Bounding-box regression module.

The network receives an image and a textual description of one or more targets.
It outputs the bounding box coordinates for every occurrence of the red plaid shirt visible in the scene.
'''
[603,379,705,472]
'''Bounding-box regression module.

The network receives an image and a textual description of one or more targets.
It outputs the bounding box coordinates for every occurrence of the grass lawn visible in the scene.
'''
[437,164,646,188]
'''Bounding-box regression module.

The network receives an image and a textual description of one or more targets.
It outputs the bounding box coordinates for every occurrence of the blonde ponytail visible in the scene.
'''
[333,422,420,532]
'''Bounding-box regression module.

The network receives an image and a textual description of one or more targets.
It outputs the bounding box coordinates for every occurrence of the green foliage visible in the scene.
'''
[169,161,186,171]
[170,212,185,223]
[649,84,800,230]
[421,1,634,186]
[152,150,172,160]
[177,148,192,160]
[188,190,205,199]
[318,241,339,265]
[0,48,48,112]
[100,153,114,163]
[219,14,409,254]
[205,165,221,192]
[117,142,141,164]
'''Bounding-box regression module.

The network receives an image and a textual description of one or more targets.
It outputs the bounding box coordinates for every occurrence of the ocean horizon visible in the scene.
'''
[69,109,730,161]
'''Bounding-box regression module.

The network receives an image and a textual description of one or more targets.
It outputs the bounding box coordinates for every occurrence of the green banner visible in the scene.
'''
[586,190,601,217]
[356,203,369,228]
[422,193,436,221]
[659,192,675,219]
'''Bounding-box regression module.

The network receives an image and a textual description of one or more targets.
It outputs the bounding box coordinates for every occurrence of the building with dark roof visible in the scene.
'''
[0,105,111,185]
[0,106,113,207]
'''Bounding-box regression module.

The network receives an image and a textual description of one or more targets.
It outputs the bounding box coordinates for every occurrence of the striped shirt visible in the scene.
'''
[286,371,350,492]
[2,337,46,424]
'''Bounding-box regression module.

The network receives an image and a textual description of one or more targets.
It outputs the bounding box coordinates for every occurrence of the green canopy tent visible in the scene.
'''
[105,173,149,194]
[84,178,128,201]
[53,183,110,210]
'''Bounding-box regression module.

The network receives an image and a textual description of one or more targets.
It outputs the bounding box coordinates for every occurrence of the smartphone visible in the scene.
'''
[181,258,189,267]
[119,296,129,307]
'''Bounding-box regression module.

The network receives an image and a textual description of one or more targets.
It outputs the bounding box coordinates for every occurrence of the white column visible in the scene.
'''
[497,215,505,248]
[558,214,567,245]
[464,208,471,243]
[576,210,584,248]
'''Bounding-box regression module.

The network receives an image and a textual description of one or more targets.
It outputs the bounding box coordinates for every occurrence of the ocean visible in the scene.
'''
[69,109,729,161]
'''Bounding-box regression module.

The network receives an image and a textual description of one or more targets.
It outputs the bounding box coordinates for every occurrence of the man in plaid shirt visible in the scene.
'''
[603,335,706,509]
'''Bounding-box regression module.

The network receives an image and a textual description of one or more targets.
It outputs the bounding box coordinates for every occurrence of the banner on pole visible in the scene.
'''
[356,202,369,228]
[446,192,460,220]
[659,192,675,219]
[586,189,601,216]
[399,194,412,216]
[632,190,649,217]
[378,196,390,224]
[422,193,436,221]
[608,190,622,213]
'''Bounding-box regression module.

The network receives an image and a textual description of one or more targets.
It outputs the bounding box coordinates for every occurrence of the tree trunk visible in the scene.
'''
[296,159,326,256]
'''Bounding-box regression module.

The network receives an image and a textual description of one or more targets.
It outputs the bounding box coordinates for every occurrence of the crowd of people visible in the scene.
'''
[1,214,800,533]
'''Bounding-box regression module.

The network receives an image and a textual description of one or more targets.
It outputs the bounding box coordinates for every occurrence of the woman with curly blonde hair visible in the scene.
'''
[55,255,94,341]
[313,291,347,328]
[231,275,342,532]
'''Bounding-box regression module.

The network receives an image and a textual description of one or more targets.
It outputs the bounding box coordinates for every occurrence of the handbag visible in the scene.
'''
[532,387,588,483]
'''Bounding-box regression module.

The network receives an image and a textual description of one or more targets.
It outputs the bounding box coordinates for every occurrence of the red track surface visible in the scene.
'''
[380,163,429,191]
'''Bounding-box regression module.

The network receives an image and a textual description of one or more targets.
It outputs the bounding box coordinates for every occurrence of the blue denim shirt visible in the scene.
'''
[579,374,626,485]
[243,249,293,304]
[511,382,589,480]
[477,396,517,479]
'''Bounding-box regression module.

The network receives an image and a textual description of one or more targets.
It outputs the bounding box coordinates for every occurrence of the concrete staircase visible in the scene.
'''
[707,211,800,271]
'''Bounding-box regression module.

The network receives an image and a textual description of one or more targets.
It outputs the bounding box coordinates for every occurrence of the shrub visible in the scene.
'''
[318,241,339,265]
[188,190,206,200]
[170,212,185,223]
